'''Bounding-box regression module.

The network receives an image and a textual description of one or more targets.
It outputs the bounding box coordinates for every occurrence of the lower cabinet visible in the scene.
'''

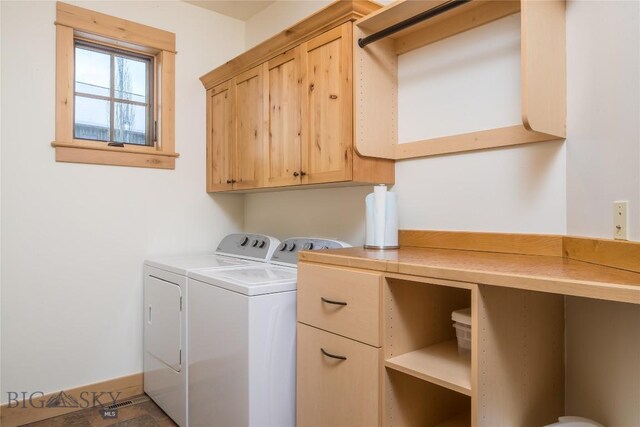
[297,323,381,427]
[297,262,568,426]
[297,262,383,426]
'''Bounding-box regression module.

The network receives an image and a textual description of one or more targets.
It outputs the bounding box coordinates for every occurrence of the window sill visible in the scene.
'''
[51,141,179,169]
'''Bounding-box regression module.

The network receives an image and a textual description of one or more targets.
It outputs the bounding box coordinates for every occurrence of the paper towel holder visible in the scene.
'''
[364,184,399,250]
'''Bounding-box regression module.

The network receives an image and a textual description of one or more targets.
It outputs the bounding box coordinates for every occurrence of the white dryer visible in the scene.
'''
[187,237,349,427]
[143,234,279,427]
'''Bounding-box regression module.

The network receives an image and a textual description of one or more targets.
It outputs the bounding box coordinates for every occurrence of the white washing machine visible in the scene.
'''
[187,237,349,427]
[143,234,279,427]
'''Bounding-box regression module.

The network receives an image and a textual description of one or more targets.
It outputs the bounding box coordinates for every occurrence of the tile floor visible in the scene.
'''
[22,395,177,427]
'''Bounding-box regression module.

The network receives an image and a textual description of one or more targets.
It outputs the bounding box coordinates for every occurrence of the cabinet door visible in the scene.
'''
[233,66,264,190]
[301,23,353,185]
[264,48,302,188]
[206,82,233,192]
[297,323,381,427]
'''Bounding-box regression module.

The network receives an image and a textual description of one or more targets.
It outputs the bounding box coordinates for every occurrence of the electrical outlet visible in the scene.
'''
[613,201,629,240]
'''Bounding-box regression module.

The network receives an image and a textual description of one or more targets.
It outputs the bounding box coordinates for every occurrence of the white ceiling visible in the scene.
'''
[184,1,277,20]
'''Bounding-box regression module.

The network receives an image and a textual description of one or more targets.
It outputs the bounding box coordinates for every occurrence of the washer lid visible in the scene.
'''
[190,265,297,296]
[145,255,253,276]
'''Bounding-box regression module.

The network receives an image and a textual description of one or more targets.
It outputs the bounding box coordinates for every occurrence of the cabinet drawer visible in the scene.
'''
[298,263,382,346]
[297,323,381,427]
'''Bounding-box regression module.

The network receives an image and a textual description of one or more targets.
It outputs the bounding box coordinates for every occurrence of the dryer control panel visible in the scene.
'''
[270,238,350,266]
[216,234,280,261]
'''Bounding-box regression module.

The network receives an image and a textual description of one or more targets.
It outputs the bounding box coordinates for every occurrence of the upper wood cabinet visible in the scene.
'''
[264,48,302,188]
[301,24,353,185]
[206,67,264,192]
[201,1,394,193]
[206,81,233,192]
[233,66,263,190]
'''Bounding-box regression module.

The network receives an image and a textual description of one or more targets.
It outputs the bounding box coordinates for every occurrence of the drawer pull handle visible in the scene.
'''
[321,348,347,361]
[321,297,347,306]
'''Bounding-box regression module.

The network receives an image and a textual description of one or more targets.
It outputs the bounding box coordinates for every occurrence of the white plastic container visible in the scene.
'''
[544,416,604,427]
[452,308,471,357]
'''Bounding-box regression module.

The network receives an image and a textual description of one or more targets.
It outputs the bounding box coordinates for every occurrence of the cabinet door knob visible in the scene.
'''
[226,179,232,184]
[321,297,347,306]
[320,348,347,361]
[231,179,237,184]
[293,171,299,177]
[300,171,307,176]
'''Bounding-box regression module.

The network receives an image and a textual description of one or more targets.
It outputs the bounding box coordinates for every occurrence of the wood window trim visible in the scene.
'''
[52,2,178,169]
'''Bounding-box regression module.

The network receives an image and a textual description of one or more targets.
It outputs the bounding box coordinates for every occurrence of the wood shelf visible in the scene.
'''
[385,340,471,396]
[353,0,566,160]
[434,410,471,427]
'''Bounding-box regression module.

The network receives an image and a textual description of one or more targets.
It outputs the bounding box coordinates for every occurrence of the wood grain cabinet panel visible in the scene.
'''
[298,262,382,347]
[264,49,302,188]
[301,23,353,184]
[233,66,263,190]
[297,323,381,427]
[206,82,233,192]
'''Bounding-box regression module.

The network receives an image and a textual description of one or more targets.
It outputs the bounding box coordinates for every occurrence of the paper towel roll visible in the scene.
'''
[365,185,399,249]
[373,185,387,247]
[384,192,398,247]
[365,193,375,246]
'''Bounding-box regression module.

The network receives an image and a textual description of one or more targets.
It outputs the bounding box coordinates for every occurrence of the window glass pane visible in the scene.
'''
[114,56,147,104]
[114,102,147,145]
[75,96,111,141]
[75,46,110,97]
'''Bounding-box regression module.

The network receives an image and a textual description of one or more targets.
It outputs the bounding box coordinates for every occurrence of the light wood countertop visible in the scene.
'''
[299,246,640,304]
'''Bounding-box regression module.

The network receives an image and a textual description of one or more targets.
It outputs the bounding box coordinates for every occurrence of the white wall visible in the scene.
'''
[0,0,245,402]
[245,0,332,49]
[244,2,566,244]
[566,0,640,241]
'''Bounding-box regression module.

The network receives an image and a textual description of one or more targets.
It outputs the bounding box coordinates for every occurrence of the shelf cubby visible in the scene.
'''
[383,274,567,425]
[384,276,472,360]
[384,276,474,426]
[385,368,471,426]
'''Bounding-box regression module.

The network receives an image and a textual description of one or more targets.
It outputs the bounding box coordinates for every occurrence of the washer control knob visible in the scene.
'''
[278,242,288,252]
[303,242,314,250]
[258,240,266,248]
[240,236,249,246]
[251,239,259,247]
[288,243,297,252]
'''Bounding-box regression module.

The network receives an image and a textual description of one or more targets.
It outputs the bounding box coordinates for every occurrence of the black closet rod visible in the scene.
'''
[358,0,472,48]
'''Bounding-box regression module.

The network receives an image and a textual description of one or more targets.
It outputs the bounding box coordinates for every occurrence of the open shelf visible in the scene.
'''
[385,339,471,396]
[353,0,566,160]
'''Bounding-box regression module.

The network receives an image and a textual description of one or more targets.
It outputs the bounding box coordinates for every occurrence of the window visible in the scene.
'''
[74,41,154,146]
[53,2,178,169]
